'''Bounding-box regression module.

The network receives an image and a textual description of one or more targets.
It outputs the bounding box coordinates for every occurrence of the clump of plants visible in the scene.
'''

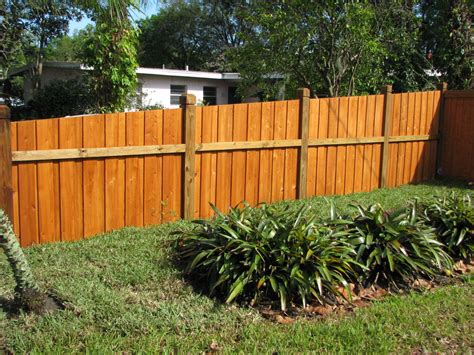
[421,193,474,259]
[174,203,360,311]
[174,194,472,311]
[350,202,452,287]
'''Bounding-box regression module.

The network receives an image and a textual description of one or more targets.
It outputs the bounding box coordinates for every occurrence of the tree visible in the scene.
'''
[420,0,473,89]
[23,0,82,90]
[79,0,152,112]
[232,2,386,98]
[138,0,247,71]
[44,25,94,61]
[0,209,60,313]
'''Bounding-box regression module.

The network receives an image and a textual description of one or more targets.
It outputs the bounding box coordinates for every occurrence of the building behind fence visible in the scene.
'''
[0,86,472,246]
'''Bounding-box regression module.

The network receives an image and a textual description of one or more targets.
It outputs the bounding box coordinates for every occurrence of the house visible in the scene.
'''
[8,61,245,108]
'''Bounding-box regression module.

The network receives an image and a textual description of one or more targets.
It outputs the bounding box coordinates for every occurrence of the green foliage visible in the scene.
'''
[420,0,473,89]
[351,202,452,286]
[83,19,139,113]
[29,78,94,118]
[421,194,474,259]
[44,25,94,62]
[174,203,359,311]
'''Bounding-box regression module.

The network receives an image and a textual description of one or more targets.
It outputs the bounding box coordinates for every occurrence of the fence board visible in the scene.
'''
[105,113,126,231]
[10,122,19,236]
[36,118,60,243]
[83,114,105,237]
[230,104,247,207]
[162,109,182,221]
[271,101,287,202]
[246,103,262,205]
[17,120,38,246]
[7,89,455,246]
[144,110,163,225]
[259,102,275,202]
[59,116,83,242]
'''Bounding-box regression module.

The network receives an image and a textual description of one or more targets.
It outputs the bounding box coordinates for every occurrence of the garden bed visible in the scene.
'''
[0,181,473,353]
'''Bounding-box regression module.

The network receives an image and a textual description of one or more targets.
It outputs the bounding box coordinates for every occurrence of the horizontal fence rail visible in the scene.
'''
[11,135,438,162]
[3,87,470,247]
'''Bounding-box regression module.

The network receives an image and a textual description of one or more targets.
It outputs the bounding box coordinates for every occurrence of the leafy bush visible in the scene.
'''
[174,203,360,310]
[29,78,95,118]
[351,202,453,286]
[421,193,474,259]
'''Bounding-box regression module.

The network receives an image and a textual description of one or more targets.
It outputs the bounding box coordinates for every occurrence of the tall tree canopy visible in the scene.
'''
[138,0,246,71]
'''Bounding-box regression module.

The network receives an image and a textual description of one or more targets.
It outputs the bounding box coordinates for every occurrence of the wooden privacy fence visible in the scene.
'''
[0,86,454,247]
[438,89,474,181]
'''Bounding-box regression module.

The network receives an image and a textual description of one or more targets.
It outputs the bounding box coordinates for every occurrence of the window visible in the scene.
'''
[203,86,217,105]
[170,85,186,105]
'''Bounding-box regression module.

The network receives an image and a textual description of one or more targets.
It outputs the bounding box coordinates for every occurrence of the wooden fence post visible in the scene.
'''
[297,88,311,199]
[380,85,393,188]
[181,94,197,220]
[0,105,13,221]
[435,82,448,177]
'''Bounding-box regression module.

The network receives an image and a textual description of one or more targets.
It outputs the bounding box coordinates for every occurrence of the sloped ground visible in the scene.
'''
[0,181,472,353]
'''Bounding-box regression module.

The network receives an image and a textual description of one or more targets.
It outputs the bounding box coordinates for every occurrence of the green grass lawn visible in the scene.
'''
[1,180,473,353]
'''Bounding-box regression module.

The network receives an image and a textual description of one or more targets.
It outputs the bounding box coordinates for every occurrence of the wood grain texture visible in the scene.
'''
[36,118,60,243]
[125,111,145,226]
[144,110,163,225]
[83,114,105,237]
[105,113,126,231]
[17,120,38,246]
[59,116,83,242]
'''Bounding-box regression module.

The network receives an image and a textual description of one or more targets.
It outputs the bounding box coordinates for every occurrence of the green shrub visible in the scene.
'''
[174,203,360,310]
[351,202,453,286]
[421,193,474,259]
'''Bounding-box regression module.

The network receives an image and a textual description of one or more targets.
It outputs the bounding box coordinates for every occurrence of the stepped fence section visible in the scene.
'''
[1,86,471,247]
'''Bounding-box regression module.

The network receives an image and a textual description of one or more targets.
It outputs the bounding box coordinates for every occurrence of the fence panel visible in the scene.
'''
[440,92,474,180]
[7,89,450,246]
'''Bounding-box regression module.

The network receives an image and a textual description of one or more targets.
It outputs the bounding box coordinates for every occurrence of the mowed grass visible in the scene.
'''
[1,180,473,353]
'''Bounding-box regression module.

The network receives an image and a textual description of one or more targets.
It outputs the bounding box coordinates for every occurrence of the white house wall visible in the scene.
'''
[139,74,232,108]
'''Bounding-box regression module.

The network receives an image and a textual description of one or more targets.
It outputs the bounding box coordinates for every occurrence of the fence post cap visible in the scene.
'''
[0,105,10,120]
[297,88,310,98]
[381,85,393,94]
[437,82,448,91]
[180,94,196,107]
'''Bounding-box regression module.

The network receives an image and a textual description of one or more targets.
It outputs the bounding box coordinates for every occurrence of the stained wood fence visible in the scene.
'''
[1,86,471,247]
[438,90,474,181]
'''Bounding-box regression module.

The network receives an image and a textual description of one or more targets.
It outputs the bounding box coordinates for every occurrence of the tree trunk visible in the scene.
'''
[0,209,61,314]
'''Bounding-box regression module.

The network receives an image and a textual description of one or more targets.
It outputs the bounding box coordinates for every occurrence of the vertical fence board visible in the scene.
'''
[245,103,262,205]
[215,105,233,212]
[194,107,202,218]
[143,110,163,225]
[162,109,182,221]
[362,96,375,192]
[36,118,60,243]
[344,96,358,194]
[307,99,319,196]
[59,116,83,241]
[326,98,338,195]
[230,104,248,207]
[125,111,145,226]
[372,95,384,190]
[10,122,19,236]
[105,113,126,231]
[271,101,287,202]
[258,101,275,202]
[17,120,38,246]
[316,99,329,195]
[335,97,348,195]
[353,96,366,193]
[199,106,218,218]
[284,100,299,200]
[83,114,105,237]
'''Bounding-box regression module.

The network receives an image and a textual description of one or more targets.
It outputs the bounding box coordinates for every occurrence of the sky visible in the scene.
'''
[68,4,161,35]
